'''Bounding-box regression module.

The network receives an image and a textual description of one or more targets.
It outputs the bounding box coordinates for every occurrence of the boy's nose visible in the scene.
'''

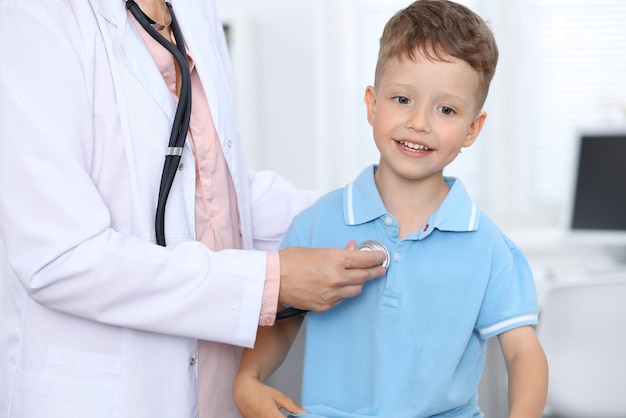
[406,107,430,132]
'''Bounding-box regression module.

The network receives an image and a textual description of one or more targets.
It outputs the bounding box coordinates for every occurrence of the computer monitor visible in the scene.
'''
[564,131,626,248]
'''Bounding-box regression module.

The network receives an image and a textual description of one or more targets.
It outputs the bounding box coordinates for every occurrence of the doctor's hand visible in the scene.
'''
[233,371,306,418]
[278,243,387,312]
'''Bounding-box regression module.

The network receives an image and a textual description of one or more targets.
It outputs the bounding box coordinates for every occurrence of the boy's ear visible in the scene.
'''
[463,111,487,148]
[364,86,376,126]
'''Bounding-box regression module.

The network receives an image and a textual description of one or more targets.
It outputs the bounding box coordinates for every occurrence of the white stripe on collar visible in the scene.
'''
[347,181,355,225]
[468,202,477,231]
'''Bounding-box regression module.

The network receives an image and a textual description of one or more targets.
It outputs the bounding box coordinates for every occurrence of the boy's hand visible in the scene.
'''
[233,372,306,418]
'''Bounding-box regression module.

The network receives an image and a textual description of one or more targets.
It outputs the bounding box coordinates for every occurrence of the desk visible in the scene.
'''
[524,242,626,308]
[509,228,626,278]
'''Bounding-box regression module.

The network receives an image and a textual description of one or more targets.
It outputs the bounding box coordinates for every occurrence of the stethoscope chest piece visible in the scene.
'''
[356,240,390,269]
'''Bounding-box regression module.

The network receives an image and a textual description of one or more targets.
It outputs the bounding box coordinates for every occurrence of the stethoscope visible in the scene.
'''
[276,240,391,320]
[126,0,191,247]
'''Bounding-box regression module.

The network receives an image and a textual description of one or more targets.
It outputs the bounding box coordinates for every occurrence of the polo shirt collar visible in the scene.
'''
[434,177,480,232]
[343,165,386,226]
[342,165,480,233]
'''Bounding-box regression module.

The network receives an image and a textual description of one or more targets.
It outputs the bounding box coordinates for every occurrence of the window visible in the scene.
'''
[520,0,626,217]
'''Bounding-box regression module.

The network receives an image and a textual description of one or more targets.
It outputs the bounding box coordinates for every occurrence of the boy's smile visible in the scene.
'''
[397,140,430,153]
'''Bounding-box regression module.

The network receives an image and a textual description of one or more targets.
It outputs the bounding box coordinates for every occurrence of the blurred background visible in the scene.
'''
[215,0,626,416]
[216,0,626,233]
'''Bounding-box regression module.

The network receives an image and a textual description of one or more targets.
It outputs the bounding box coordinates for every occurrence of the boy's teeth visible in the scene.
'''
[401,141,429,151]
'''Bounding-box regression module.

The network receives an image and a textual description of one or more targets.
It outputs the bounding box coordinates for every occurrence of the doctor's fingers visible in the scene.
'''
[313,250,387,309]
[343,246,388,271]
[330,262,387,299]
[306,264,386,311]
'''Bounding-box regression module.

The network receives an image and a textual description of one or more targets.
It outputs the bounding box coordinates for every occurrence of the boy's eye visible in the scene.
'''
[438,106,455,115]
[394,96,410,105]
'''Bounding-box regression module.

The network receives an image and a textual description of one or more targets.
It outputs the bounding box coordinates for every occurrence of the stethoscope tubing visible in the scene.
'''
[276,307,308,321]
[126,0,192,246]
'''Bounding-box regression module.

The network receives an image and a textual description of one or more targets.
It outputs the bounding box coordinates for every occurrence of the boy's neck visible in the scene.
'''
[374,168,449,239]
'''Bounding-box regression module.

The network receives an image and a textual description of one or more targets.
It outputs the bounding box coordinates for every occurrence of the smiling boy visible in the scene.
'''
[233,1,548,417]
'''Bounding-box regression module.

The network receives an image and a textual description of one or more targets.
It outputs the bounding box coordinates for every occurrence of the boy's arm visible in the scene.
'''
[233,312,307,418]
[498,325,549,418]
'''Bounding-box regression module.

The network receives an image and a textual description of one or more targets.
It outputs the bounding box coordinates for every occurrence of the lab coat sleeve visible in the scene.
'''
[248,168,320,251]
[0,1,267,348]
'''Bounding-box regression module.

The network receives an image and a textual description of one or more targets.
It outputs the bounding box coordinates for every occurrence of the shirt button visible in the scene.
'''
[227,139,233,148]
[178,163,184,171]
[189,356,196,366]
[393,253,401,262]
[384,216,393,226]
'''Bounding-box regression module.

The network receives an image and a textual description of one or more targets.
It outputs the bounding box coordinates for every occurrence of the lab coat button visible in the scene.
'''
[189,356,196,366]
[227,140,233,148]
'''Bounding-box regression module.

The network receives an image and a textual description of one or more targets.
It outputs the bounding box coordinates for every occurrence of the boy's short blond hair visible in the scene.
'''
[375,0,499,108]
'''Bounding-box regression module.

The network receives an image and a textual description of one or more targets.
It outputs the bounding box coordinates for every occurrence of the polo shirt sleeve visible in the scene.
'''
[476,238,539,340]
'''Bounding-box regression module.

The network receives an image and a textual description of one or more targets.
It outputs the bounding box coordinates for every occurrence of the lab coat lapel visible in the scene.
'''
[91,0,177,119]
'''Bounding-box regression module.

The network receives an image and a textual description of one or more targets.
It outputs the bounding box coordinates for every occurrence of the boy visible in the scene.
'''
[233,1,548,417]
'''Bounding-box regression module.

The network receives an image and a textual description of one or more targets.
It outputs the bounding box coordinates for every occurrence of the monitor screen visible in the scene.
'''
[566,132,626,243]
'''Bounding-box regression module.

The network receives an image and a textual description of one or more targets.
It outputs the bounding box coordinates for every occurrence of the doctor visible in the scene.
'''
[0,0,386,417]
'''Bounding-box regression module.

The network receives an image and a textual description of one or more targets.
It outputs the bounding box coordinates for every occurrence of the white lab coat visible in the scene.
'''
[0,0,315,417]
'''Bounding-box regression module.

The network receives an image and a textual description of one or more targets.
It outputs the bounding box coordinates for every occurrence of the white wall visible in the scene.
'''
[217,0,379,193]
[216,0,315,189]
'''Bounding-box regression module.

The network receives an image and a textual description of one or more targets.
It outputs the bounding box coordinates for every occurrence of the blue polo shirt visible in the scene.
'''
[281,165,539,418]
